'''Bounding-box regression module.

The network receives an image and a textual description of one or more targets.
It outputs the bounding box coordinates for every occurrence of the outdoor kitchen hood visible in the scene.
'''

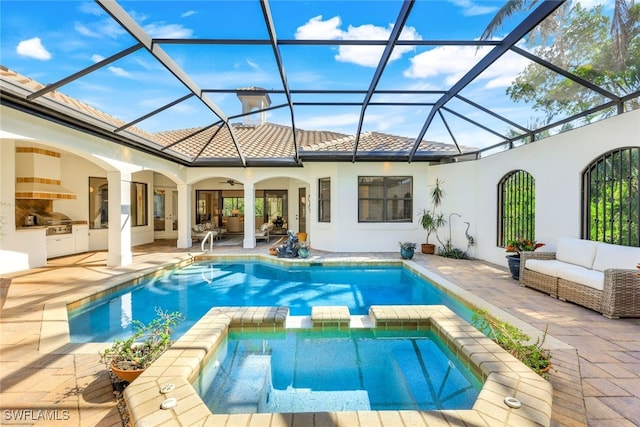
[15,180,77,200]
[15,146,77,200]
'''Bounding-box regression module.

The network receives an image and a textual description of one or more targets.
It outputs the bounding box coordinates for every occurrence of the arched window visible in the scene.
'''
[498,170,535,247]
[582,147,640,247]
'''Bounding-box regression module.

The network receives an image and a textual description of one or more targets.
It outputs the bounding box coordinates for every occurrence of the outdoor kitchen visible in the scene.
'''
[14,147,89,259]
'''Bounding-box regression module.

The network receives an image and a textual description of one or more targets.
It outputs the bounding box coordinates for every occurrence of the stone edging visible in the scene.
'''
[123,305,553,427]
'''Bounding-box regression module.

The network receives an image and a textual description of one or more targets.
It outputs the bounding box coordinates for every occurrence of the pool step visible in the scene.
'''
[390,341,477,410]
[310,305,350,329]
[209,354,272,413]
[265,387,371,413]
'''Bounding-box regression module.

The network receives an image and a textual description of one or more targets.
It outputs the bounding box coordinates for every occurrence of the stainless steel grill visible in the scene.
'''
[33,212,73,235]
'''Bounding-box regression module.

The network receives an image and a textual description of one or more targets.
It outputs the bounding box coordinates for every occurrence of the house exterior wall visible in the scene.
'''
[1,104,638,273]
[432,108,640,267]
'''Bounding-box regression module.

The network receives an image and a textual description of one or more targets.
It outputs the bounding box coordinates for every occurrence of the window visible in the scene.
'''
[89,177,108,229]
[89,178,148,228]
[130,182,148,227]
[318,178,330,222]
[582,147,640,247]
[358,176,412,222]
[498,170,535,247]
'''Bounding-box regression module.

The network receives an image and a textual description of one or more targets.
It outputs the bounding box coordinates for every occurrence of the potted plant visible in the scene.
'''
[296,240,310,258]
[472,309,552,378]
[399,241,417,259]
[419,178,446,254]
[100,307,184,383]
[505,238,545,280]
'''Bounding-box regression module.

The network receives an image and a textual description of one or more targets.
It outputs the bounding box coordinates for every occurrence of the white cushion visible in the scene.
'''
[556,237,598,269]
[525,259,567,277]
[556,265,604,291]
[592,242,640,272]
[260,223,270,232]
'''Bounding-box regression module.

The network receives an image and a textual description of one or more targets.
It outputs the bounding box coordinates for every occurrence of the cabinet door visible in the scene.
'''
[46,238,60,259]
[74,225,89,253]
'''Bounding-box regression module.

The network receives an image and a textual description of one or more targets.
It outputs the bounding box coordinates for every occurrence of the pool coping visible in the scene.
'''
[123,305,553,426]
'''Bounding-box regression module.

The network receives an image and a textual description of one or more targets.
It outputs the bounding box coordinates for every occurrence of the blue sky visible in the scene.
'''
[1,0,613,149]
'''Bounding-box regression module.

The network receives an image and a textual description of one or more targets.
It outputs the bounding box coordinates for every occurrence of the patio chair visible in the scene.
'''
[255,223,273,242]
[192,225,217,242]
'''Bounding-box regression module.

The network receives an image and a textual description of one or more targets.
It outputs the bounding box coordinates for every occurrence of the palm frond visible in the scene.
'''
[480,0,537,40]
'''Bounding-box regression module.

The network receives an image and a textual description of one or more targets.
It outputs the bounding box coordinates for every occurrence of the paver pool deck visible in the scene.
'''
[1,240,639,426]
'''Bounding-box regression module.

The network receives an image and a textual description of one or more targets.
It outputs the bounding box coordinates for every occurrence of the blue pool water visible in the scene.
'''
[194,329,482,413]
[68,261,473,343]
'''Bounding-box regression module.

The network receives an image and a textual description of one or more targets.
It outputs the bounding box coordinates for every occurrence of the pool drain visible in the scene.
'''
[504,396,522,409]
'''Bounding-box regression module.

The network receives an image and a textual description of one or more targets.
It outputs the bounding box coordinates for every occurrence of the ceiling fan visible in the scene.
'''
[219,179,241,186]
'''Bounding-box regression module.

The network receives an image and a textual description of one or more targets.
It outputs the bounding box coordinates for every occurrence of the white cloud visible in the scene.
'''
[404,45,527,89]
[295,15,422,68]
[78,2,104,16]
[16,37,51,60]
[76,18,126,39]
[246,59,261,71]
[75,23,100,38]
[449,0,498,16]
[144,23,193,38]
[181,10,197,18]
[108,66,132,78]
[91,54,105,63]
[295,15,344,39]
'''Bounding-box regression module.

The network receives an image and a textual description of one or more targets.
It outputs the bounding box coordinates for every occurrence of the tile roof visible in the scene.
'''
[1,66,468,164]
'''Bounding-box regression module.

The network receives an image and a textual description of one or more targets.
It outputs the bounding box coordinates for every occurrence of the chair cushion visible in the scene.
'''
[524,259,567,277]
[556,265,604,291]
[556,237,598,269]
[592,242,640,272]
[259,223,270,232]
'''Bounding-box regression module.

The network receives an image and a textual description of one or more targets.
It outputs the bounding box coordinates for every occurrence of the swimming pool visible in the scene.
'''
[194,329,482,413]
[68,260,473,343]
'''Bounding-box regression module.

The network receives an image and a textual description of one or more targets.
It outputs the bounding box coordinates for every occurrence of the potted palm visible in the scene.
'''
[100,308,184,383]
[419,178,446,254]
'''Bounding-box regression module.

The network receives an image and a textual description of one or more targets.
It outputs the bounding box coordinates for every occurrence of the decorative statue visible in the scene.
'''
[276,230,299,258]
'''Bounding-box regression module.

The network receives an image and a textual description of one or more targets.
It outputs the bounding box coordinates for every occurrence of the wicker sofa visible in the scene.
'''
[520,237,640,318]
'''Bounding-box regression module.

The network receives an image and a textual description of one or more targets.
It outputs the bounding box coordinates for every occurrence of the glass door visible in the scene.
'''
[153,190,165,232]
[154,188,178,237]
[298,187,306,233]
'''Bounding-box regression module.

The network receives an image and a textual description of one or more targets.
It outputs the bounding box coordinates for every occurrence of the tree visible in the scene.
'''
[504,3,640,121]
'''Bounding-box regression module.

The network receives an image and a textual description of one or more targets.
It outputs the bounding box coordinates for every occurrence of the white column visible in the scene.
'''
[176,183,191,248]
[243,182,256,248]
[107,170,132,267]
[0,139,16,251]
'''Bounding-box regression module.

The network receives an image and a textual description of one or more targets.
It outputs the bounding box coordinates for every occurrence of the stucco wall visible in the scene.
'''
[432,108,640,267]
